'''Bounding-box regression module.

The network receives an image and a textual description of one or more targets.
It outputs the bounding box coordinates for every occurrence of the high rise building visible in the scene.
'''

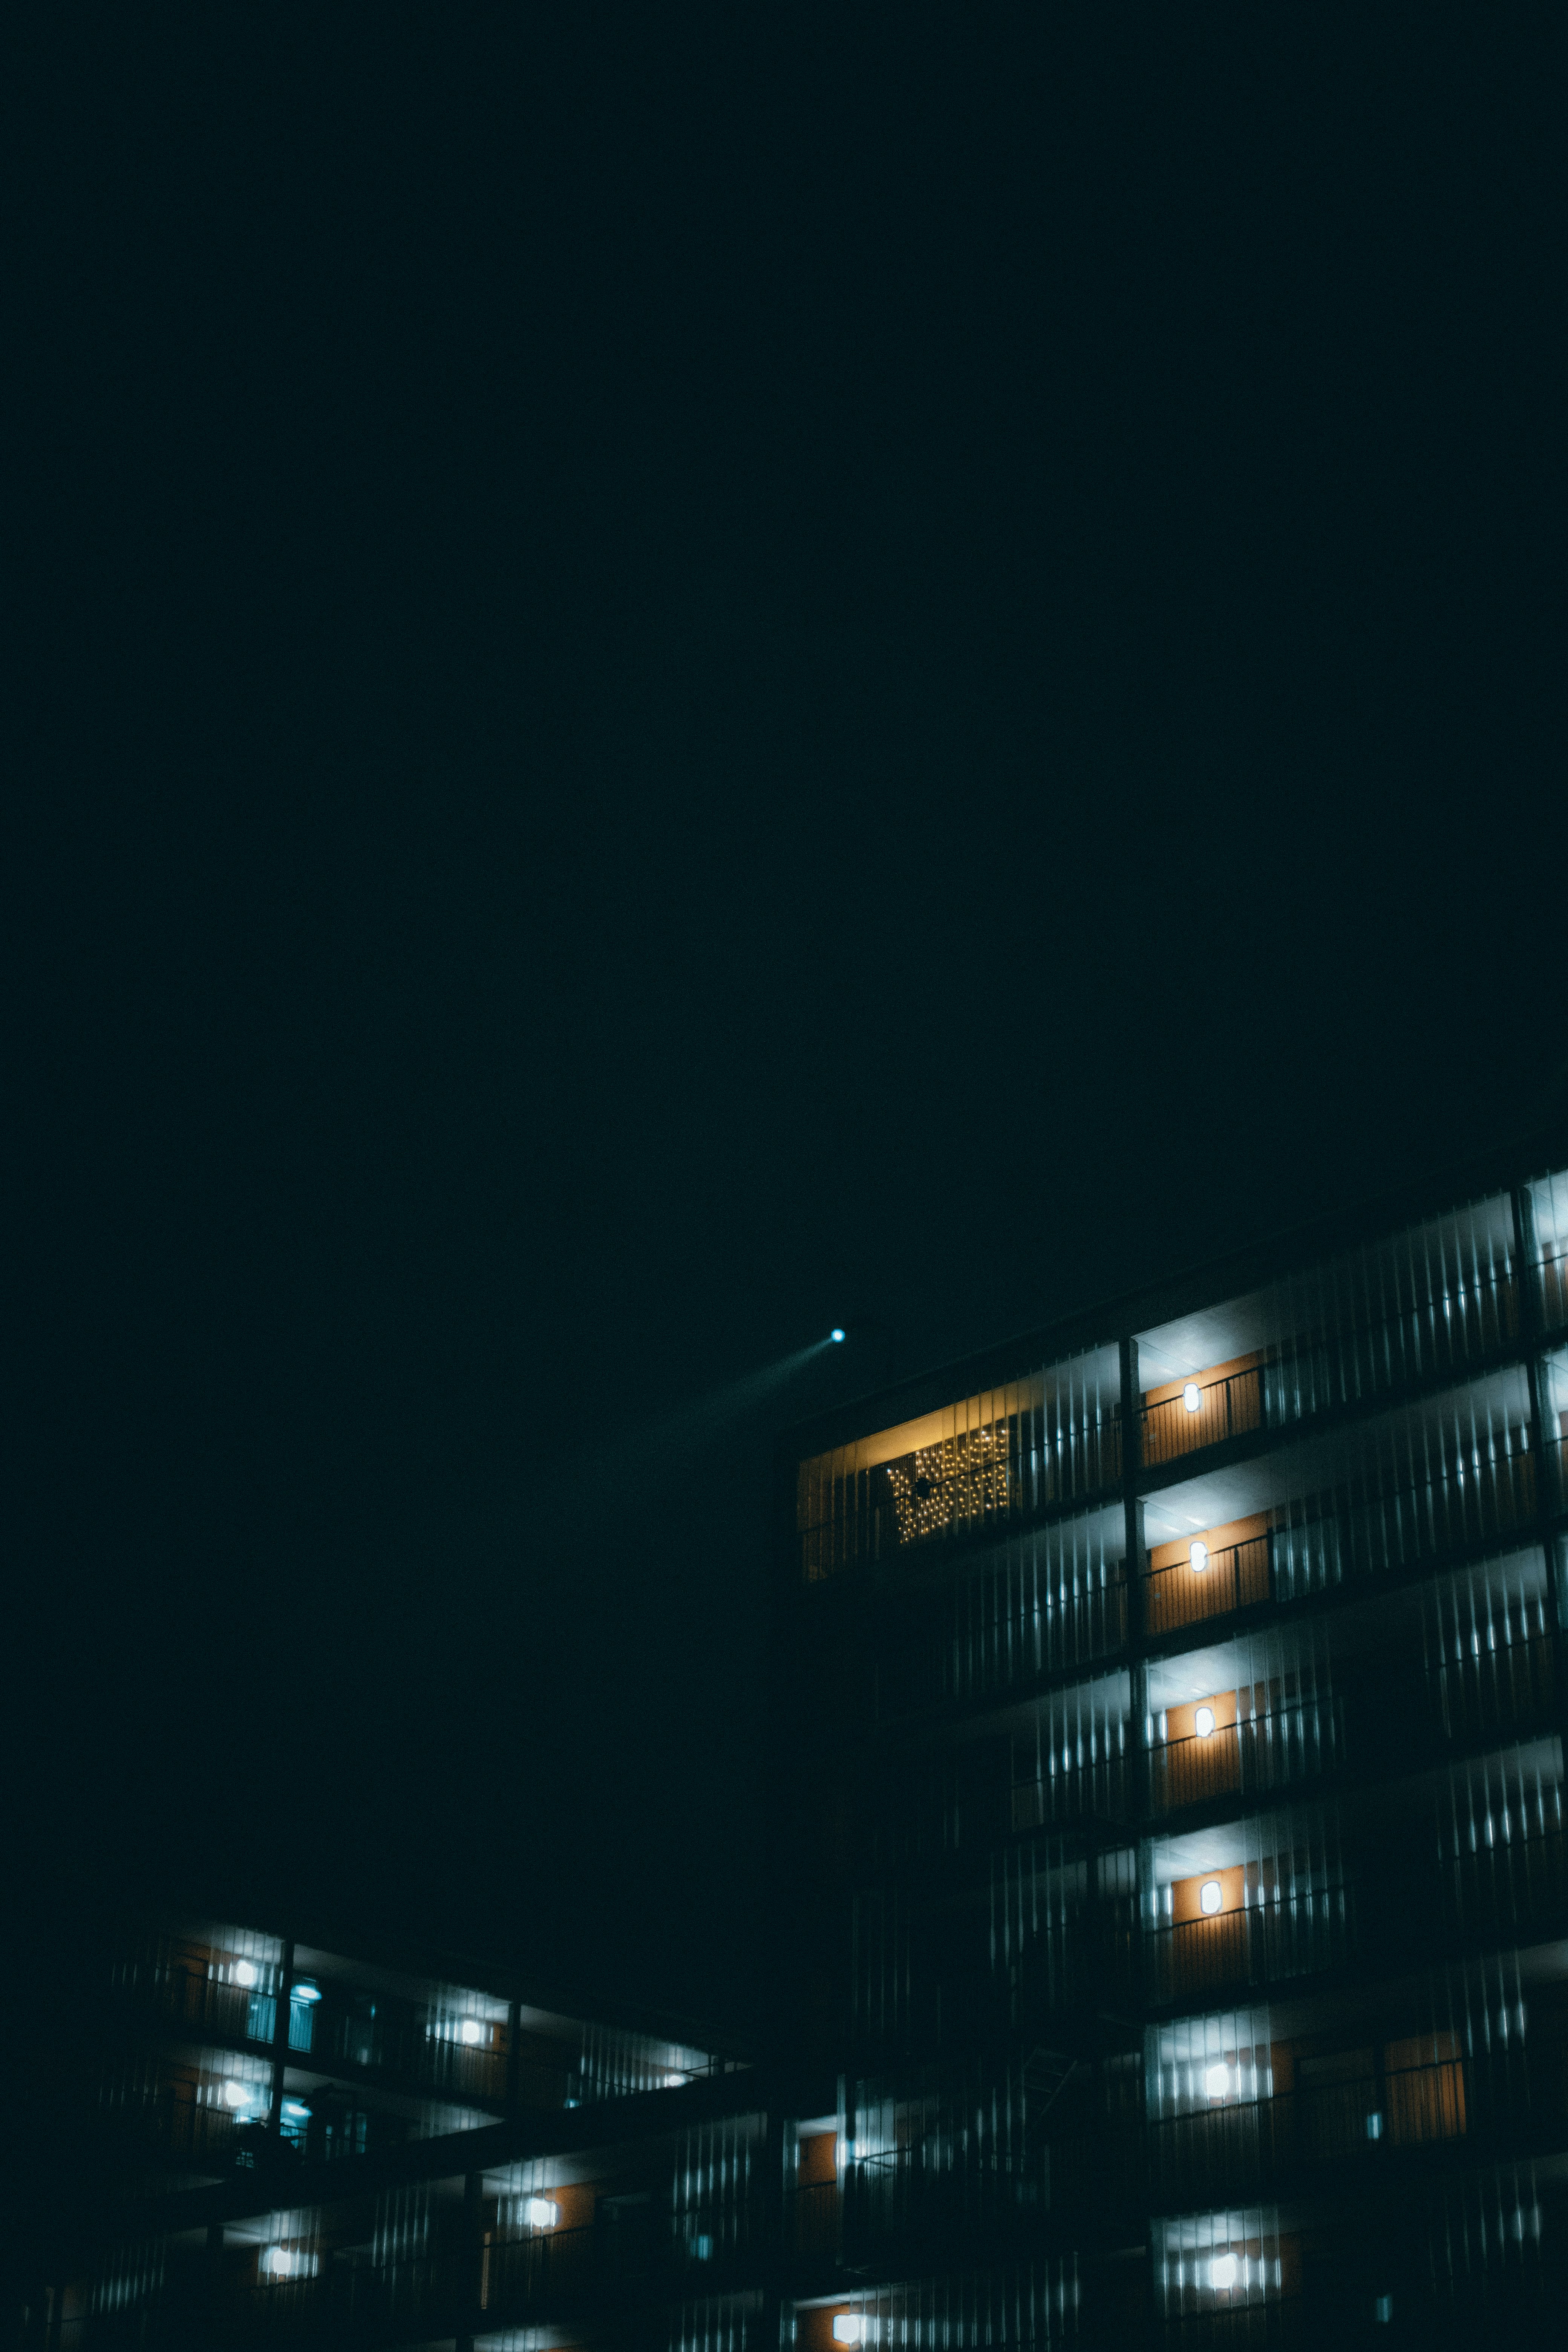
[776,1131,1568,2348]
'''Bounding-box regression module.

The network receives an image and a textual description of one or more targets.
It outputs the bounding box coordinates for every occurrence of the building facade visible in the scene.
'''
[776,1131,1568,2348]
[26,1912,772,2350]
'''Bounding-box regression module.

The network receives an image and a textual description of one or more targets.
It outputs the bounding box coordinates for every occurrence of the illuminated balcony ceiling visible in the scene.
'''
[1138,1295,1271,1385]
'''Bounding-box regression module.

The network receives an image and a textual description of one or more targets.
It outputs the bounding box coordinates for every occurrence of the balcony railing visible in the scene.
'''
[790,2178,840,2255]
[1434,1632,1556,1744]
[1537,1245,1568,1332]
[110,1963,277,2046]
[1149,1700,1344,1816]
[1443,1824,1568,1944]
[1146,1890,1351,2004]
[1268,1261,1521,1422]
[1008,1896,1141,2025]
[1141,1367,1264,1470]
[1012,1751,1131,1832]
[1145,1534,1270,1636]
[1149,2054,1467,2202]
[482,2223,597,2315]
[875,1565,1128,1721]
[841,2149,1045,2254]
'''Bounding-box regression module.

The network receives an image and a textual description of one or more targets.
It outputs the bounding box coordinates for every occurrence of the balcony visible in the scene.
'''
[1432,1631,1556,1746]
[1266,1259,1520,1425]
[873,1531,1127,1721]
[1146,1889,1351,2005]
[1137,1236,1523,1484]
[1012,1748,1131,1832]
[1147,1532,1271,1637]
[481,2222,597,2317]
[1145,1429,1542,1646]
[1150,1700,1344,1818]
[1444,1823,1568,1946]
[1142,1364,1265,1472]
[110,1957,279,2047]
[840,2147,1045,2262]
[798,1358,1122,1583]
[1150,2047,1467,2203]
[1006,1897,1141,2027]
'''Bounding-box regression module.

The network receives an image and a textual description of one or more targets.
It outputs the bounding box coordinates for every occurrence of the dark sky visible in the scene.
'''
[9,11,1563,2032]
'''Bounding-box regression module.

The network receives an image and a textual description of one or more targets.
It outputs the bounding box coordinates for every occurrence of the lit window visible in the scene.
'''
[1200,1880,1223,1916]
[1183,1382,1202,1413]
[1195,1706,1216,1738]
[459,2019,484,2046]
[1190,1540,1209,1571]
[234,1960,258,1989]
[1211,2254,1238,2291]
[1366,2110,1383,2140]
[1374,2295,1394,2324]
[1205,2063,1230,2100]
[525,2198,559,2230]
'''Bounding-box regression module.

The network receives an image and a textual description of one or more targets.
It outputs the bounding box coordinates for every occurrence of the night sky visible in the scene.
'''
[10,12,1564,2036]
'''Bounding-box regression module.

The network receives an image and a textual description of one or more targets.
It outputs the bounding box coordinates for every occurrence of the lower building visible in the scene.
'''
[24,1910,770,2352]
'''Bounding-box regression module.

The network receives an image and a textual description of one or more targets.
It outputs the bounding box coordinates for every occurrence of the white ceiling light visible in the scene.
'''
[525,2198,559,2230]
[1190,1541,1209,1572]
[1195,1706,1216,1738]
[1204,2062,1230,2099]
[1183,1382,1202,1413]
[1200,1879,1223,1916]
[1211,2254,1238,2291]
[234,1960,258,1988]
[459,2019,484,2046]
[222,2081,251,2109]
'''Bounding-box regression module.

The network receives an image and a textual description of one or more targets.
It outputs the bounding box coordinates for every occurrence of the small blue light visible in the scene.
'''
[830,1328,846,1344]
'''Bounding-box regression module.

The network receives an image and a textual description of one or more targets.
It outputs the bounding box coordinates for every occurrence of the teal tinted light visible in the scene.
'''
[281,2100,312,2122]
[291,1980,322,2003]
[830,1328,846,1343]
